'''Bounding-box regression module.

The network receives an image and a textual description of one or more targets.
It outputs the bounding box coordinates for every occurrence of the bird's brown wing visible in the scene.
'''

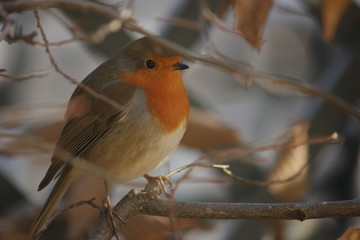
[38,79,136,191]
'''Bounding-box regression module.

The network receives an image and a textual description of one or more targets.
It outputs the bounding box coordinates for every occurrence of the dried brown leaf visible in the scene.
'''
[337,227,360,240]
[267,122,309,202]
[181,108,241,151]
[321,0,352,42]
[233,0,273,49]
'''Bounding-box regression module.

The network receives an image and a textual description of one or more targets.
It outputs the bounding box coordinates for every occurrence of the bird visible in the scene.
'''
[30,36,190,238]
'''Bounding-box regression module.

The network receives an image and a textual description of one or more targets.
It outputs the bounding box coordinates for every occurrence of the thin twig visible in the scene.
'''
[201,5,245,38]
[33,8,124,112]
[208,131,339,160]
[0,68,51,82]
[22,37,82,47]
[3,0,120,19]
[168,162,307,187]
[171,132,338,190]
[36,198,101,239]
[0,5,13,42]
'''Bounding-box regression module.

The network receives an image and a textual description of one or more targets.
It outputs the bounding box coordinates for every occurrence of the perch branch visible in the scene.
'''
[89,187,360,240]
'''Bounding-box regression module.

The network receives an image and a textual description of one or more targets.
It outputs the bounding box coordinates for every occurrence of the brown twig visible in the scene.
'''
[0,68,51,82]
[89,187,360,240]
[201,4,245,38]
[33,8,124,112]
[3,0,120,19]
[0,5,13,42]
[171,132,338,190]
[208,132,339,160]
[21,36,81,47]
[168,161,307,187]
[35,198,101,239]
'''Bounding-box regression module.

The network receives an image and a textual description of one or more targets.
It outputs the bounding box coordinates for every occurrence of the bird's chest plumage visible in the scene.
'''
[86,89,187,181]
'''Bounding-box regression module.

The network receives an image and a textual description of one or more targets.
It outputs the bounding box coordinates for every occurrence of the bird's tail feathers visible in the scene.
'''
[30,168,76,239]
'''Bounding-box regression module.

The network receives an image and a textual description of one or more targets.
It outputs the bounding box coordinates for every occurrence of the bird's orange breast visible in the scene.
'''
[120,56,189,133]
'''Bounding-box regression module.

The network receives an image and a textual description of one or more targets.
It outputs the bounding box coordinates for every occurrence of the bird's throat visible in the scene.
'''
[146,83,189,133]
[121,69,189,133]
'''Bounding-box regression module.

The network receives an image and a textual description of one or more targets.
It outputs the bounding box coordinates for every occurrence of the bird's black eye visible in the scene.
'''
[145,59,156,70]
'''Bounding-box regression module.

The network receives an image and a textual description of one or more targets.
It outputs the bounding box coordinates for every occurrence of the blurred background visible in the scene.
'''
[1,0,360,239]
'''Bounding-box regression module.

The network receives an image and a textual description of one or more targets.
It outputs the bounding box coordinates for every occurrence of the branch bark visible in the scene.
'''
[89,187,360,240]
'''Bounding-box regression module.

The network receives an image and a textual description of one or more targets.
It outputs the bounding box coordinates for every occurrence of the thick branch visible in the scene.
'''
[89,188,360,240]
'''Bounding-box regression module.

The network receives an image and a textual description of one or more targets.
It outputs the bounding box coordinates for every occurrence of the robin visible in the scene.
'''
[30,36,190,238]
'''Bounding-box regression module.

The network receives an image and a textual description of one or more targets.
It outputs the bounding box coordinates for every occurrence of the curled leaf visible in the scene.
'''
[233,0,273,49]
[267,122,309,202]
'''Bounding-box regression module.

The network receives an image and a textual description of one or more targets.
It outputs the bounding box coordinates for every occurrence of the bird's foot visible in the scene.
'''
[103,182,125,240]
[143,174,172,197]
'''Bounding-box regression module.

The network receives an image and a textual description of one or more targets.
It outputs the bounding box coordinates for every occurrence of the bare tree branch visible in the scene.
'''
[89,187,360,240]
[3,0,360,122]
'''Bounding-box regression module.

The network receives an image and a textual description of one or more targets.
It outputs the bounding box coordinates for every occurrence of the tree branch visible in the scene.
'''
[89,187,360,240]
[0,68,51,82]
[3,0,360,122]
[3,0,119,19]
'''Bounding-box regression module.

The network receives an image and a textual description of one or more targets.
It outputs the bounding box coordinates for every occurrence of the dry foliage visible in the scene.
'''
[267,122,309,202]
[217,0,274,49]
[338,227,360,240]
[321,0,352,42]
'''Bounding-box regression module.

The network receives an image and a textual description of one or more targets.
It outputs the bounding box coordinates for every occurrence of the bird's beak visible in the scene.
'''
[172,62,189,70]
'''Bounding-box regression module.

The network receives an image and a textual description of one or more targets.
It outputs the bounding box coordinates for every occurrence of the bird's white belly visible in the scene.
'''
[85,119,186,182]
[124,121,186,178]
